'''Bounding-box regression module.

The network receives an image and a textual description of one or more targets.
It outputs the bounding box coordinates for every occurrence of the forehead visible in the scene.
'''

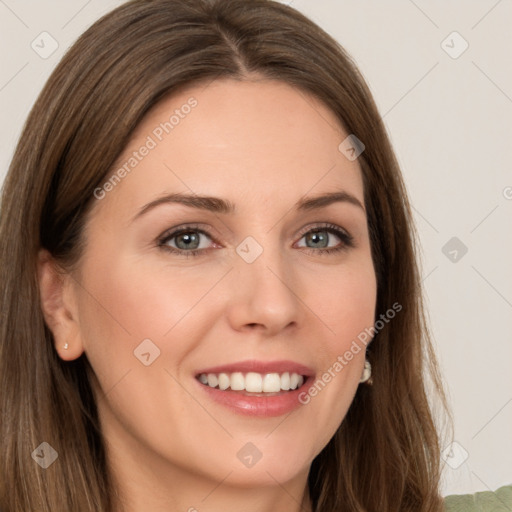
[92,78,364,221]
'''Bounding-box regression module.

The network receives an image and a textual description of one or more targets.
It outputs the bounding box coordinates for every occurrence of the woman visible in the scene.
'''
[0,0,509,510]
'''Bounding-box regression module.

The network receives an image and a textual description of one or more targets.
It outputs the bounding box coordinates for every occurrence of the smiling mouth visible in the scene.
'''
[196,371,307,395]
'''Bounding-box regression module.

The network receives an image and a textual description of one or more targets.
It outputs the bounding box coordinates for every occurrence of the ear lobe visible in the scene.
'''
[37,249,84,361]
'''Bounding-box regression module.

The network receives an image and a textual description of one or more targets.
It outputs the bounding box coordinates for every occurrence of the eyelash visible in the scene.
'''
[157,223,355,258]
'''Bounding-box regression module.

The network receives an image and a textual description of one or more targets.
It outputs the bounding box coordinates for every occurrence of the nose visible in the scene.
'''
[225,243,302,336]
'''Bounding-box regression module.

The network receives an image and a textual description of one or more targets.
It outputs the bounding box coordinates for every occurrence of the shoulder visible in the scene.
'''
[444,484,512,511]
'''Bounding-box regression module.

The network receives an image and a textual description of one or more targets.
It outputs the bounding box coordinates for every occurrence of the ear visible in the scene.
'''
[37,249,84,361]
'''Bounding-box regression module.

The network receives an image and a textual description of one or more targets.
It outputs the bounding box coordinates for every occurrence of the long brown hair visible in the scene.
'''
[0,0,452,510]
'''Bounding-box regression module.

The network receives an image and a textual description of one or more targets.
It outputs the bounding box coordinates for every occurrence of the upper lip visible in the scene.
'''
[195,360,315,377]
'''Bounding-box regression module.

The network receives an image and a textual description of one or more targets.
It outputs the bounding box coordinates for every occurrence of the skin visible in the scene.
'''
[38,77,377,512]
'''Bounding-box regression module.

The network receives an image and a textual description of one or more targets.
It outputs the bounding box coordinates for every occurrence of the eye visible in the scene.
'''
[157,222,354,258]
[295,224,354,255]
[157,224,216,257]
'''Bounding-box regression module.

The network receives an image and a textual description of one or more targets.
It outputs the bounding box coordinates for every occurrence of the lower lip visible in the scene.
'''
[195,378,311,417]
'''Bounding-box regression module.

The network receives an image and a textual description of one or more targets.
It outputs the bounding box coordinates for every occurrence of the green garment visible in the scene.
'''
[444,484,512,511]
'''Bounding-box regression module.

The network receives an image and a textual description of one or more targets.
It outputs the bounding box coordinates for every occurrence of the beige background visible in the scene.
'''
[1,0,511,496]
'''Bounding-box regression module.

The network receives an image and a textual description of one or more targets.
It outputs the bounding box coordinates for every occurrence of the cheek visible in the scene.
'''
[306,256,377,351]
[75,246,228,389]
[71,256,162,372]
[295,258,376,442]
[80,244,206,333]
[74,253,224,463]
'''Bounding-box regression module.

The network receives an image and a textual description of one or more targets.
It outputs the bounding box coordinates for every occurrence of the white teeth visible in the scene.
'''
[263,373,281,393]
[218,373,230,391]
[245,372,263,392]
[280,372,291,391]
[230,372,245,391]
[198,371,306,392]
[207,373,218,388]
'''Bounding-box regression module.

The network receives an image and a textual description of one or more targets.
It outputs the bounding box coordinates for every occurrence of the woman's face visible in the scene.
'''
[55,79,376,497]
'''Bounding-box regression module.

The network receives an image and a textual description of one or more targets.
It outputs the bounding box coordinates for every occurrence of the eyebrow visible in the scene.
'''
[132,190,365,222]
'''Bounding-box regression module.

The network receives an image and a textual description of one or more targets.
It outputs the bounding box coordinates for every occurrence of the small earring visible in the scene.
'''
[359,359,373,385]
[63,343,69,350]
